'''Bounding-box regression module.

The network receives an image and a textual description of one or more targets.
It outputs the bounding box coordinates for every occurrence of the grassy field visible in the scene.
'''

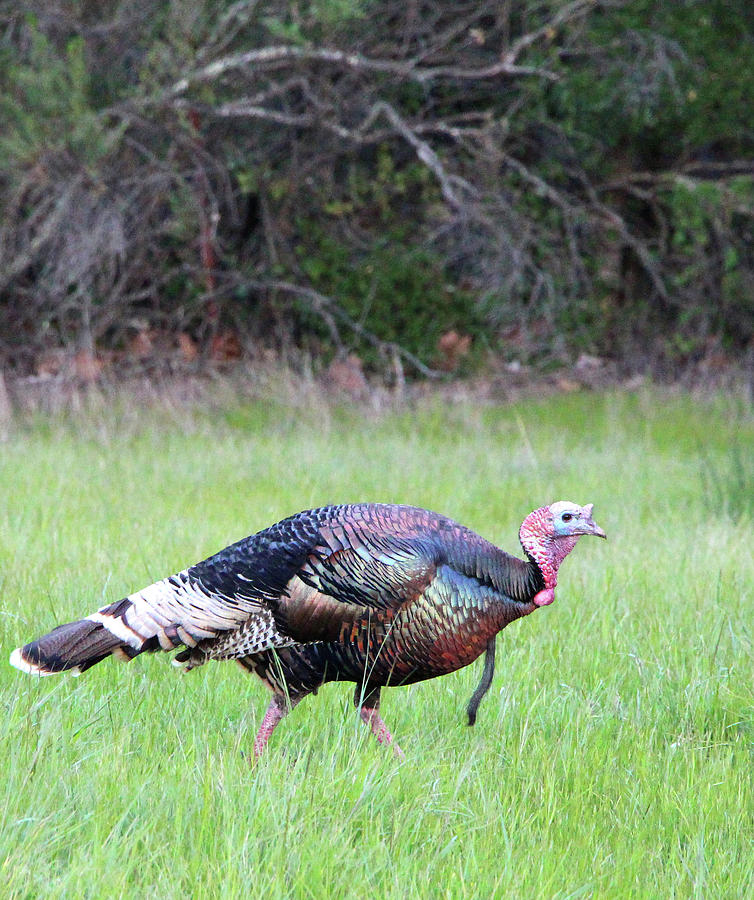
[1,386,753,898]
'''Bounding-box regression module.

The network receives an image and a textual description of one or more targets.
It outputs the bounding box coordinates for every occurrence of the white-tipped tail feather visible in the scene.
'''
[9,567,288,679]
[11,647,51,675]
[9,616,133,676]
[9,646,81,676]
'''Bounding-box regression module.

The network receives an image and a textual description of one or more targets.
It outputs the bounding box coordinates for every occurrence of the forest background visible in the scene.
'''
[1,0,753,385]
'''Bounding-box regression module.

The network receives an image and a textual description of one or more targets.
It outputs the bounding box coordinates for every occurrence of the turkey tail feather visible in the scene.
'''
[9,564,282,677]
[9,618,141,676]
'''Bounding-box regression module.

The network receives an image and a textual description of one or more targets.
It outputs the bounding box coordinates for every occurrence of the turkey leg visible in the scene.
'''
[356,686,404,758]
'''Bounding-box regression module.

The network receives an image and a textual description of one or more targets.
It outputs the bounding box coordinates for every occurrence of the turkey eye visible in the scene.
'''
[562,513,573,522]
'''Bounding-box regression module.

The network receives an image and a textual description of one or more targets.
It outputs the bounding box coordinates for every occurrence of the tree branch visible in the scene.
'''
[0,176,85,293]
[361,102,478,210]
[195,99,355,140]
[163,39,562,102]
[501,0,597,67]
[501,154,586,286]
[599,160,754,192]
[245,279,444,378]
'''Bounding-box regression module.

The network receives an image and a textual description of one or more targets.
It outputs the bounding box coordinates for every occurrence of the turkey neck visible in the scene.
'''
[518,506,579,591]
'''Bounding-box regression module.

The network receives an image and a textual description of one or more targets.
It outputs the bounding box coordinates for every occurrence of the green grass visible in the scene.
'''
[2,387,754,898]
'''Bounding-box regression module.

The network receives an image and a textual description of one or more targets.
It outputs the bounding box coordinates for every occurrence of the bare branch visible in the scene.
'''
[416,61,559,82]
[198,0,264,64]
[501,154,586,285]
[204,96,477,211]
[163,40,561,102]
[208,100,355,140]
[246,280,444,379]
[592,202,670,303]
[599,160,754,192]
[362,102,477,210]
[502,0,597,67]
[0,176,84,293]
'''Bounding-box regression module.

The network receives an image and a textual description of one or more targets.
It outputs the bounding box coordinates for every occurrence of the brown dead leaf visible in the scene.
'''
[74,350,104,383]
[210,330,243,362]
[437,331,472,372]
[177,333,198,362]
[326,353,369,400]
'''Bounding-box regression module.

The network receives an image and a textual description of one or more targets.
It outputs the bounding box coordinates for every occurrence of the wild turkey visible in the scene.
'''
[10,501,605,757]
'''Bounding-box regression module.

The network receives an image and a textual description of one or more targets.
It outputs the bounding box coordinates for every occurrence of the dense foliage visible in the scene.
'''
[1,1,753,377]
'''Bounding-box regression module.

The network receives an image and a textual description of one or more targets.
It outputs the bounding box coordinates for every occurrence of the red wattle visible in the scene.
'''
[532,588,555,607]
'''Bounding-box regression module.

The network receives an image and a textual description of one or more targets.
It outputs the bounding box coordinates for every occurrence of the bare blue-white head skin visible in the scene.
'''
[549,501,607,539]
[518,501,606,607]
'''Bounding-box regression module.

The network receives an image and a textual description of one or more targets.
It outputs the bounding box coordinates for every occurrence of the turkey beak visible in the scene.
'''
[581,504,606,539]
